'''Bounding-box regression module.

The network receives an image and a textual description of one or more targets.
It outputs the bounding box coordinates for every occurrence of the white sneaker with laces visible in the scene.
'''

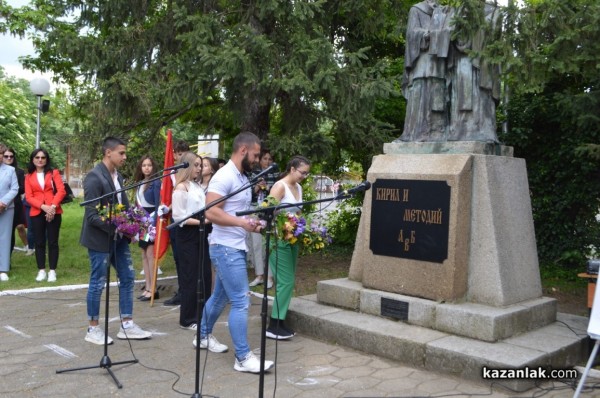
[35,269,47,282]
[85,326,113,345]
[234,351,274,373]
[47,270,57,282]
[26,248,35,256]
[180,323,197,330]
[192,334,229,352]
[117,321,152,340]
[0,272,8,282]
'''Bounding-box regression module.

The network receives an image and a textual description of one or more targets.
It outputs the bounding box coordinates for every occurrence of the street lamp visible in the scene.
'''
[29,78,51,148]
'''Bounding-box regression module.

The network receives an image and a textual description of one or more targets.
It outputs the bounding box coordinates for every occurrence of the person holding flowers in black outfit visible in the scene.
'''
[172,152,212,330]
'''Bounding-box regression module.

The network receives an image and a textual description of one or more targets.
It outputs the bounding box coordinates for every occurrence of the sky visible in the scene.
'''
[0,0,55,85]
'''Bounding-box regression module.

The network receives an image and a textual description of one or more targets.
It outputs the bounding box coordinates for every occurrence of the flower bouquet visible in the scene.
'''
[259,195,332,254]
[96,203,156,242]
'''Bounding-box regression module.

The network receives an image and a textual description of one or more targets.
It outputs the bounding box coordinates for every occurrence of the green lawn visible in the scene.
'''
[1,200,177,291]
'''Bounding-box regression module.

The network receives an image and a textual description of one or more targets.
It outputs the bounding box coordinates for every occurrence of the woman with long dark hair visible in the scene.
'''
[24,148,66,282]
[133,155,161,301]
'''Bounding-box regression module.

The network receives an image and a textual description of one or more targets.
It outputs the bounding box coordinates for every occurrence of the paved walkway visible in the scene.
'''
[0,279,593,397]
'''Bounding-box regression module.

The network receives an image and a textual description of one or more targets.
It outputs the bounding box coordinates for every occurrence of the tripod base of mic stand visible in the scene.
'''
[56,356,138,389]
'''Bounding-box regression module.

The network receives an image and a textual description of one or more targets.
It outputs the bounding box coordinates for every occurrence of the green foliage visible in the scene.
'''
[325,190,364,247]
[0,75,35,159]
[501,83,600,266]
[2,0,409,177]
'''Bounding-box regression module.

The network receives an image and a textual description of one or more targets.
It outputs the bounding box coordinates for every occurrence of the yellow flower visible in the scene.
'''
[290,237,298,245]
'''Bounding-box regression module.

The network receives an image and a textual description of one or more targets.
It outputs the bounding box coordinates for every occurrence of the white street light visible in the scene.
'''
[29,78,51,148]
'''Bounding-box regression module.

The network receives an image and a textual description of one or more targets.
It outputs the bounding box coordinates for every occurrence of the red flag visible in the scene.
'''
[153,129,174,260]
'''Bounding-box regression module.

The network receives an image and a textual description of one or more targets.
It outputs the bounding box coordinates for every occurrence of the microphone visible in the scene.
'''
[164,162,189,172]
[343,181,371,195]
[250,164,277,182]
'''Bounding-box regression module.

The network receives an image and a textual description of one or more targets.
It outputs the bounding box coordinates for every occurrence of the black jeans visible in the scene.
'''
[31,213,62,270]
[175,224,212,327]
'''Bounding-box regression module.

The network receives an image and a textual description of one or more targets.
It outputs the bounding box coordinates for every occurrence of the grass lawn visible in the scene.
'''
[1,201,588,318]
[1,200,177,291]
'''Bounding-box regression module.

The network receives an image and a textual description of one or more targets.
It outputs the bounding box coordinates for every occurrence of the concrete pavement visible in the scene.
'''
[0,278,595,397]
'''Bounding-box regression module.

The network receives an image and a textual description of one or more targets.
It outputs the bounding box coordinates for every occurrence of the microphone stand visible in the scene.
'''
[56,169,177,388]
[236,191,355,398]
[167,175,263,398]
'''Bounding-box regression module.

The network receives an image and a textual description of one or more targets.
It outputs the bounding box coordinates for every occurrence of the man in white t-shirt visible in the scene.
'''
[197,132,275,374]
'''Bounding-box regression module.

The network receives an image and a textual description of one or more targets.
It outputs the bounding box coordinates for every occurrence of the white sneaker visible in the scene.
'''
[193,334,229,353]
[234,351,274,373]
[85,326,113,345]
[26,248,35,256]
[0,273,8,282]
[180,323,197,330]
[249,277,263,287]
[117,321,152,340]
[47,270,57,282]
[35,270,47,282]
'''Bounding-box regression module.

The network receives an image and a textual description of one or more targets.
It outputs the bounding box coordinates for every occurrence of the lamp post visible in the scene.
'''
[29,78,51,148]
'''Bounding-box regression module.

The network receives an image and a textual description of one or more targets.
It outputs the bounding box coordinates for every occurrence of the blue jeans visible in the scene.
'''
[86,238,134,321]
[200,244,251,360]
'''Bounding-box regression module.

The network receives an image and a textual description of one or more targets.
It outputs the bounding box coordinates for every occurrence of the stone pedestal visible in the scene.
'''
[287,142,584,391]
[350,142,542,307]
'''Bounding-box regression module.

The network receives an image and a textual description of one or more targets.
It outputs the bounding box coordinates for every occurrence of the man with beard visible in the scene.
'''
[197,132,275,374]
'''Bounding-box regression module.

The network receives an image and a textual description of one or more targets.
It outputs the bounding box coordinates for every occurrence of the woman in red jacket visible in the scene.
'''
[24,148,66,282]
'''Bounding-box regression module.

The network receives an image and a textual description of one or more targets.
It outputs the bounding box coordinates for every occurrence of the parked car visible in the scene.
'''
[314,176,334,192]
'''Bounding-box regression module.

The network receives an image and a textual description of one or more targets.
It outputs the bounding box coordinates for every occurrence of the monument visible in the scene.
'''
[285,1,588,391]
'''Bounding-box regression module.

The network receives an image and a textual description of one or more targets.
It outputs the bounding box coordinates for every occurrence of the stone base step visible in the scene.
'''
[285,294,589,392]
[317,278,557,342]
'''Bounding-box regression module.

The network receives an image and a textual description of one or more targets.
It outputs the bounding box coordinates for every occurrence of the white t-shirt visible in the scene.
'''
[207,160,252,251]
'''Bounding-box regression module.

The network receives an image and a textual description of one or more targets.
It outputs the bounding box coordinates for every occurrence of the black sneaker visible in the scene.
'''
[266,325,293,340]
[280,320,296,336]
[163,292,180,306]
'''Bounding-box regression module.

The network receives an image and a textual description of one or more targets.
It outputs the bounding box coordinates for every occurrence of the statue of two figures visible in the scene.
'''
[398,0,502,143]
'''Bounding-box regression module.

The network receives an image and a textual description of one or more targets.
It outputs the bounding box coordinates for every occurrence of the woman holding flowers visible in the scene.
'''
[133,155,161,301]
[266,155,311,340]
[172,152,211,330]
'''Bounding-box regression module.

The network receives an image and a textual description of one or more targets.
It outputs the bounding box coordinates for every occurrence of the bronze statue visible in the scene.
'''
[398,1,501,143]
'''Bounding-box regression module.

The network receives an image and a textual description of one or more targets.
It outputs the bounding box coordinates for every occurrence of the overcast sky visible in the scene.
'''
[1,0,54,83]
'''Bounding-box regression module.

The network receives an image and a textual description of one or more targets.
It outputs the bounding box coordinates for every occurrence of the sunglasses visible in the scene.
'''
[3,155,14,159]
[34,156,47,160]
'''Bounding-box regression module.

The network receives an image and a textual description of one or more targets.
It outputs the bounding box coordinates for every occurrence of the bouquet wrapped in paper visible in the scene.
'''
[96,203,156,242]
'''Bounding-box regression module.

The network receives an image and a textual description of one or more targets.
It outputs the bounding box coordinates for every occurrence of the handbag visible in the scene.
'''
[51,170,73,204]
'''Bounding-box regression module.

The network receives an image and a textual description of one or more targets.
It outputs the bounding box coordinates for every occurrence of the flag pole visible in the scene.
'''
[150,217,164,307]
